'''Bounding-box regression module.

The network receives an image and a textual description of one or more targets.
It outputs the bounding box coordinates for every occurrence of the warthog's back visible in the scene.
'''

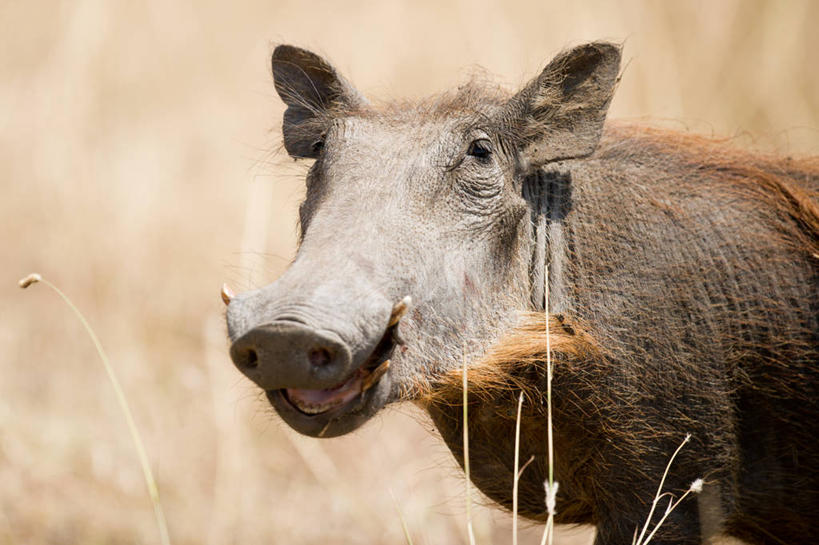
[569,125,818,541]
[568,124,818,381]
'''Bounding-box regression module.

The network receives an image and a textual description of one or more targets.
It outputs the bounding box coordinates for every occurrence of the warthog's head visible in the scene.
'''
[226,42,620,437]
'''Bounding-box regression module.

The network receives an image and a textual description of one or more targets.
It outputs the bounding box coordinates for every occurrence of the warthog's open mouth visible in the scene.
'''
[262,298,408,438]
[270,333,395,435]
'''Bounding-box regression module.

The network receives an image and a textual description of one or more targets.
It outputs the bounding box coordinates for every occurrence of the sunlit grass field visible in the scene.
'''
[2,1,817,543]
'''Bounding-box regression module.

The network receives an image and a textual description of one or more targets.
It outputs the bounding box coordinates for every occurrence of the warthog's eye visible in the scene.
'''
[467,139,492,160]
[311,140,325,154]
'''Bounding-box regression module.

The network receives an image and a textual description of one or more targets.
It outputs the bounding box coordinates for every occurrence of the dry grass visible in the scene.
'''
[2,1,817,544]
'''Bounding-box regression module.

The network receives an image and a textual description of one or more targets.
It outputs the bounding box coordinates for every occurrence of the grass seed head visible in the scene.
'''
[18,273,42,289]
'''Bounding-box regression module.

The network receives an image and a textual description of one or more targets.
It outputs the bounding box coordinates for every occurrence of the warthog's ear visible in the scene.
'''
[507,42,621,165]
[272,45,366,158]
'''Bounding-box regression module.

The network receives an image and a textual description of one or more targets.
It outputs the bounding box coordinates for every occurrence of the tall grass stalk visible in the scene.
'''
[512,392,524,545]
[638,479,702,545]
[512,390,535,545]
[539,263,557,545]
[18,273,172,545]
[633,434,689,545]
[389,488,415,545]
[632,434,702,545]
[462,345,477,545]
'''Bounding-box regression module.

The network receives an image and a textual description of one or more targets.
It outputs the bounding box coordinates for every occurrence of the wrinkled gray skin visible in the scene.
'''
[227,43,619,437]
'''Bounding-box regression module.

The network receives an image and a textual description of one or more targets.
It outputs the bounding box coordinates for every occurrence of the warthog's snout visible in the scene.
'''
[230,322,353,391]
[226,289,408,437]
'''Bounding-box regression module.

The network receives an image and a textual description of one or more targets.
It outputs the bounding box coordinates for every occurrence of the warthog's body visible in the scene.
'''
[425,125,819,545]
[226,43,818,544]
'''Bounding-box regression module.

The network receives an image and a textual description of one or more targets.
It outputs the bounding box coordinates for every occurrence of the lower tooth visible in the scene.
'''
[297,401,336,414]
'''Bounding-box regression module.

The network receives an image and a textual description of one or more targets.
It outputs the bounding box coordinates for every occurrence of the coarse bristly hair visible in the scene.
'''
[602,123,819,257]
[415,312,600,407]
[406,119,817,542]
[414,121,818,406]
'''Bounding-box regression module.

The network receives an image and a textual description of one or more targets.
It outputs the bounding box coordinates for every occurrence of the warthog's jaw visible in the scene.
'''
[265,312,402,438]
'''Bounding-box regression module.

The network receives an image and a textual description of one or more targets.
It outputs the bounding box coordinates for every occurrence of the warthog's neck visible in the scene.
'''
[421,313,603,524]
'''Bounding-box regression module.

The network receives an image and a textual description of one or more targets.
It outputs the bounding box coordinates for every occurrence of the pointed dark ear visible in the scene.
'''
[508,42,621,166]
[272,45,366,158]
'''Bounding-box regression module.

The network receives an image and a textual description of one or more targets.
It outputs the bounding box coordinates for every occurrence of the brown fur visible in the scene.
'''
[416,313,600,404]
[605,124,819,256]
[420,312,614,524]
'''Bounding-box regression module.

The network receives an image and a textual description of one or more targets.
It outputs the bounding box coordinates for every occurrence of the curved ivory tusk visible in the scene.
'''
[221,283,235,306]
[362,360,390,392]
[388,295,412,327]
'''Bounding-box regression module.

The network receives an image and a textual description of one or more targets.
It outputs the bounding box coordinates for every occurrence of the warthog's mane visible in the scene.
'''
[602,123,819,257]
[415,312,602,408]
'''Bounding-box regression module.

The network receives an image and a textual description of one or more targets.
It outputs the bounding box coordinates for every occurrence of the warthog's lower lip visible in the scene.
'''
[284,372,363,415]
[281,360,389,416]
[267,358,391,437]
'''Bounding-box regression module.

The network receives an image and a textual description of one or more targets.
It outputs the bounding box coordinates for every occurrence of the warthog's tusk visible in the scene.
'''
[221,283,235,306]
[362,360,390,392]
[388,296,412,327]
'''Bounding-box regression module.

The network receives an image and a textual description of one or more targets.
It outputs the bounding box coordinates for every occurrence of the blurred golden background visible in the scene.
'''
[2,1,817,544]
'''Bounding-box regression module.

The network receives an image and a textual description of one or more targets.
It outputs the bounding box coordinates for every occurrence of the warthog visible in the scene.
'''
[225,42,818,544]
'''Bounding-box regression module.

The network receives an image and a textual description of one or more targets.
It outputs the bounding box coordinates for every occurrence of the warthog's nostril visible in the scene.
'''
[308,348,332,367]
[245,349,258,368]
